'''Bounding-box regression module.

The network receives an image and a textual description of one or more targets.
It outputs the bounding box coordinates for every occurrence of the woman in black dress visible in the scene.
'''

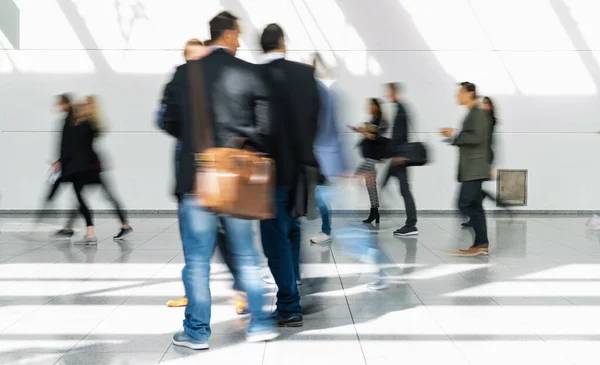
[65,96,132,244]
[351,98,388,224]
[36,94,80,235]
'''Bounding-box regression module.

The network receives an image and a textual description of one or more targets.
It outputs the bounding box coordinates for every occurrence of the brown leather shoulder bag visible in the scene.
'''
[188,60,275,220]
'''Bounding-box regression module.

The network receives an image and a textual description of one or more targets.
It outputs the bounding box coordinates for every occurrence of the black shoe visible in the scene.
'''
[461,221,473,228]
[53,229,74,238]
[362,208,380,224]
[277,315,303,328]
[394,226,419,237]
[113,227,133,240]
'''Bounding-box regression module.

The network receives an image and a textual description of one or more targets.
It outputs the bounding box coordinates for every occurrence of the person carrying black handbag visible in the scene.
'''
[380,83,419,237]
[352,98,389,224]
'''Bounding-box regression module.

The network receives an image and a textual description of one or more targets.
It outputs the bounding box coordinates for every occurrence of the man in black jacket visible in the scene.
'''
[158,11,277,349]
[382,83,418,237]
[259,24,320,328]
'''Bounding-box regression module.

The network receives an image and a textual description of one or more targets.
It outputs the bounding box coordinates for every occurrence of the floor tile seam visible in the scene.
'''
[157,343,174,364]
[128,227,172,251]
[523,219,600,259]
[527,235,600,258]
[418,299,476,365]
[529,217,593,240]
[0,244,47,264]
[72,234,179,364]
[379,247,421,298]
[452,259,515,290]
[328,247,370,365]
[0,241,50,257]
[53,247,123,281]
[259,340,267,365]
[416,218,471,262]
[397,220,517,301]
[471,296,567,345]
[0,255,70,302]
[58,277,153,360]
[0,254,72,334]
[527,246,600,267]
[420,216,472,242]
[0,298,54,336]
[56,229,173,355]
[32,240,143,299]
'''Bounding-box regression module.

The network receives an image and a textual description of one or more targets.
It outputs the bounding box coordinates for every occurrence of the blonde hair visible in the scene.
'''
[75,95,104,135]
[184,38,204,58]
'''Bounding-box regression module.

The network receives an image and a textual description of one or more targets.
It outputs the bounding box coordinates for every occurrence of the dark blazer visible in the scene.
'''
[360,117,388,160]
[390,101,409,146]
[62,119,101,178]
[259,58,320,187]
[58,111,75,167]
[159,49,271,198]
[453,106,492,182]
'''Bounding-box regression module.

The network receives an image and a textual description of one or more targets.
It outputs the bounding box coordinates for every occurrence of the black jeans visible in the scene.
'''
[383,165,417,227]
[98,178,128,225]
[72,175,94,227]
[37,178,79,227]
[458,180,489,246]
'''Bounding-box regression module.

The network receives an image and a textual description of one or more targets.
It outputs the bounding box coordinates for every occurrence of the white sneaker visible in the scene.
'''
[263,274,275,285]
[310,232,332,245]
[246,329,279,343]
[367,279,389,291]
[586,215,600,230]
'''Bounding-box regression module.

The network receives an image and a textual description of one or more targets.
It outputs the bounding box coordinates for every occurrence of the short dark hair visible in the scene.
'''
[210,11,238,41]
[260,23,285,53]
[387,82,403,93]
[203,39,212,47]
[58,93,72,105]
[460,81,477,98]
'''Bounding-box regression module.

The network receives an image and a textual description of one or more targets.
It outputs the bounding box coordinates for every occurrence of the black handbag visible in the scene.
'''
[385,115,429,166]
[392,142,428,166]
[361,136,395,161]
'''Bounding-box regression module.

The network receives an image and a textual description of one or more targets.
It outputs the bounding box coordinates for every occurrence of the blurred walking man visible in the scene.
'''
[441,82,492,256]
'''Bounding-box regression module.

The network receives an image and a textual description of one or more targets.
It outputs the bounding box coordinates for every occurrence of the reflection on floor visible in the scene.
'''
[1,214,599,365]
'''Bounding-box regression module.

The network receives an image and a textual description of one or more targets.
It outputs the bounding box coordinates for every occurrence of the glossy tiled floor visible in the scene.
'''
[1,214,600,365]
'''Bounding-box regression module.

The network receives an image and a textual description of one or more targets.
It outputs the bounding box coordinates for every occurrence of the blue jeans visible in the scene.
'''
[260,187,302,317]
[315,185,331,235]
[175,148,239,293]
[178,195,272,340]
[336,223,385,278]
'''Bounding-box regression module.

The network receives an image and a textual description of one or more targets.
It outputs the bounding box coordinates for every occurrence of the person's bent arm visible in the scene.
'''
[156,68,182,139]
[453,113,485,146]
[250,69,272,153]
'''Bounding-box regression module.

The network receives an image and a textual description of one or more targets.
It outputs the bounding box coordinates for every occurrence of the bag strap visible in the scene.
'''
[187,60,215,158]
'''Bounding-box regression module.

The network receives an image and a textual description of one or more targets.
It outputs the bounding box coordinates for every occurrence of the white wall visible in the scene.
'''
[1,0,600,212]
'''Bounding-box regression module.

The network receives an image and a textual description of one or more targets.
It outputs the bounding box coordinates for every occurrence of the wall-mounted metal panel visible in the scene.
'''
[497,169,528,206]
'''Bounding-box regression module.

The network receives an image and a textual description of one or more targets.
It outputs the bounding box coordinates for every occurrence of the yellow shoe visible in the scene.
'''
[166,297,188,307]
[234,291,248,315]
